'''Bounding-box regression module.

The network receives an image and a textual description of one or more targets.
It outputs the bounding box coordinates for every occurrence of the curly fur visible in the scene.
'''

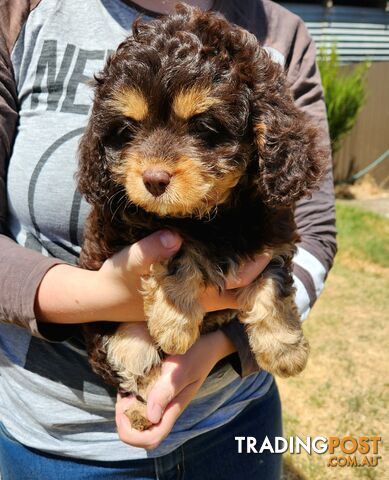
[77,3,327,430]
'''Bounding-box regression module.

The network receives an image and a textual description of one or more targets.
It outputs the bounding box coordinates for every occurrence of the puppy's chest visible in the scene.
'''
[120,201,280,268]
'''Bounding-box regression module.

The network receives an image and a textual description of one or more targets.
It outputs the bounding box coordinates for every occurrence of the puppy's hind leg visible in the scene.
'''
[105,322,162,431]
[237,260,309,377]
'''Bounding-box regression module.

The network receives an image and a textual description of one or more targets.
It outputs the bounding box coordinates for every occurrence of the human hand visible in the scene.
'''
[115,330,236,449]
[35,230,182,324]
[98,235,270,320]
[95,230,183,322]
[100,236,271,316]
[36,229,270,324]
[198,253,271,311]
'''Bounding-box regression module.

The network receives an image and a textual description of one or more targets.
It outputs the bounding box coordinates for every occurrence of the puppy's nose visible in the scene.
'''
[143,169,171,197]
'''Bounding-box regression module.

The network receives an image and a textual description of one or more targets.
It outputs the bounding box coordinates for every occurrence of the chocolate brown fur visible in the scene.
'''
[77,4,326,428]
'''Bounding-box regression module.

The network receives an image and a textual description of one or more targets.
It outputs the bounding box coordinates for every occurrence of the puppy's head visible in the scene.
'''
[78,3,325,217]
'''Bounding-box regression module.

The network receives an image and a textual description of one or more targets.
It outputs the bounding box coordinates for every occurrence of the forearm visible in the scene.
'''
[293,159,336,319]
[207,329,237,363]
[0,238,107,328]
[35,231,184,326]
[0,235,67,336]
[35,263,145,325]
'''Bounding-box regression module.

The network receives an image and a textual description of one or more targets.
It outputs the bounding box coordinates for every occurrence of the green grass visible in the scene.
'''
[279,202,388,480]
[336,203,389,268]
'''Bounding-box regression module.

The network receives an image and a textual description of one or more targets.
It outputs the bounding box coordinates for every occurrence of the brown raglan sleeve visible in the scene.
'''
[221,5,337,378]
[287,18,337,321]
[0,1,66,338]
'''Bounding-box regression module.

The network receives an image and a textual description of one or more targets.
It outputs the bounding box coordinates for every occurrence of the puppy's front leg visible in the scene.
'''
[237,259,309,377]
[143,250,205,355]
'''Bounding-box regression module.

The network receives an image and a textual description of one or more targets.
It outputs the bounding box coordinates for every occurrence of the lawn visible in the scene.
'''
[279,202,388,479]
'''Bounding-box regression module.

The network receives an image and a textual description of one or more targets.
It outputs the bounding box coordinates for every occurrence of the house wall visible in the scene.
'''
[279,3,389,62]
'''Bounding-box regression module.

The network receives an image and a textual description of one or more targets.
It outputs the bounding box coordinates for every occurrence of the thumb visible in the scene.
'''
[146,365,187,424]
[127,230,182,275]
[147,378,176,424]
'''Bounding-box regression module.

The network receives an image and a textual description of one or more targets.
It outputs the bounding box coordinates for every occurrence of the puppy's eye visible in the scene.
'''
[189,116,230,148]
[103,119,138,150]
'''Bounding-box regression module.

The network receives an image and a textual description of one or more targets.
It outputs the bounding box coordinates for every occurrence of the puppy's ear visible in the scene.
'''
[77,121,114,206]
[252,50,325,207]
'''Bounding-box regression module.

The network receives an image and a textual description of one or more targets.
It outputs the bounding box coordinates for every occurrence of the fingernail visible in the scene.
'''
[159,231,180,250]
[149,403,163,424]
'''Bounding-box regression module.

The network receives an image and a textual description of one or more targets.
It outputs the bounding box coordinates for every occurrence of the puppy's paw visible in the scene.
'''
[124,397,152,431]
[147,297,203,355]
[155,324,199,355]
[256,335,310,378]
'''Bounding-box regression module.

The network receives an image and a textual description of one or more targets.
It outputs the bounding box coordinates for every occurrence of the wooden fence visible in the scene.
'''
[333,61,389,186]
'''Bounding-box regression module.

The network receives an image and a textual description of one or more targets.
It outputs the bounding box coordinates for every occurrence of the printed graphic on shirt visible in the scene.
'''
[30,40,112,115]
[9,40,116,263]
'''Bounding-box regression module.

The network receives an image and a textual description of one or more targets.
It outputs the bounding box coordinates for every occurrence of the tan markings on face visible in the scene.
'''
[113,154,210,216]
[204,169,243,208]
[172,86,221,120]
[254,122,267,149]
[109,87,149,121]
[113,154,244,218]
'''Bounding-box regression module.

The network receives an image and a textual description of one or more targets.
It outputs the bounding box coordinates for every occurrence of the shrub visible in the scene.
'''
[317,45,370,153]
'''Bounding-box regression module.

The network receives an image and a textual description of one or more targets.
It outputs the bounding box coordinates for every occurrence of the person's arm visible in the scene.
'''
[287,18,337,321]
[35,231,182,325]
[0,3,71,338]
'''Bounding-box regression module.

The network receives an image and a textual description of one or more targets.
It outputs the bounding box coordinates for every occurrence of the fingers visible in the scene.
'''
[115,394,165,450]
[199,253,272,311]
[116,381,198,450]
[199,288,238,311]
[225,253,271,289]
[116,396,181,450]
[146,381,173,424]
[126,230,182,275]
[146,359,189,424]
[115,353,197,449]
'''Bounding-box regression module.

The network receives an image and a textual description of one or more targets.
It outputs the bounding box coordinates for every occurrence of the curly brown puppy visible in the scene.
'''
[77,3,326,430]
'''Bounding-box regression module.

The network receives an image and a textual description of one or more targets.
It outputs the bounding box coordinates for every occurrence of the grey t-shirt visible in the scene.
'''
[2,0,273,461]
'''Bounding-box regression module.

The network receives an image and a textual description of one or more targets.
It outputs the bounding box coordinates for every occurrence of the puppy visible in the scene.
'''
[77,3,326,430]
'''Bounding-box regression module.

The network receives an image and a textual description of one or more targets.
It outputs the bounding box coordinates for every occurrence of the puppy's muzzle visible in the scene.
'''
[142,169,171,197]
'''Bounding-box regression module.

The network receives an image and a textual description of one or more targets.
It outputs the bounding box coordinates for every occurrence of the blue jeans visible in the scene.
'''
[0,381,282,480]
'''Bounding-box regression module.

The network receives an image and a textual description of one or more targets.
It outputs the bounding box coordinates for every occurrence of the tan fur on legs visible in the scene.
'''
[143,256,205,355]
[106,322,162,391]
[105,322,162,430]
[123,367,162,432]
[237,268,309,377]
